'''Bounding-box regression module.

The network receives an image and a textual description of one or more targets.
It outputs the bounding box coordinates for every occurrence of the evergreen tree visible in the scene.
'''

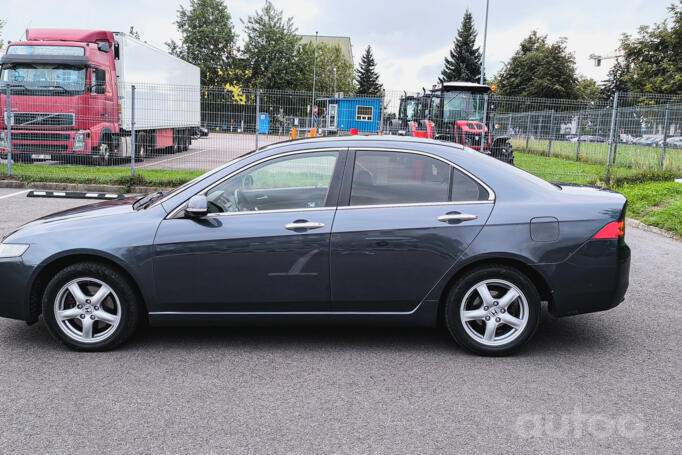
[242,1,301,90]
[166,0,239,86]
[355,45,382,96]
[439,10,482,83]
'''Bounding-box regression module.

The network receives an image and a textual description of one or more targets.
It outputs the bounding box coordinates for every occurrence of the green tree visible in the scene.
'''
[575,77,601,100]
[242,1,300,90]
[355,45,382,96]
[600,59,630,100]
[495,31,578,99]
[166,0,239,86]
[439,9,481,83]
[128,26,141,40]
[295,42,354,94]
[619,2,682,93]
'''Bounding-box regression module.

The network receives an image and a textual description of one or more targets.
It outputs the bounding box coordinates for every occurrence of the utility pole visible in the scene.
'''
[479,0,489,84]
[311,31,318,128]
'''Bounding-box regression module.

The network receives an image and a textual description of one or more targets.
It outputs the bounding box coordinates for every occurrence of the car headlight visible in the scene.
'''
[0,132,6,148]
[73,131,86,151]
[0,243,29,258]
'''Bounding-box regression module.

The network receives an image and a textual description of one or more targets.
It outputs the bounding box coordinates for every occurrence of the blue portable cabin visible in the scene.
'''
[318,97,381,133]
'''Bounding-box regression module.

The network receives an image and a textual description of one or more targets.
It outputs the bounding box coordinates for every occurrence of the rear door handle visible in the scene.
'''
[437,213,478,222]
[285,221,325,231]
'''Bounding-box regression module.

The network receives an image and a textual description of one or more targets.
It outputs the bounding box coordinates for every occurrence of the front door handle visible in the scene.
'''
[437,213,478,223]
[285,221,325,231]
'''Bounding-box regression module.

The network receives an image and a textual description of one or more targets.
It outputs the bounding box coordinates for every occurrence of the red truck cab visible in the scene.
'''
[0,29,121,164]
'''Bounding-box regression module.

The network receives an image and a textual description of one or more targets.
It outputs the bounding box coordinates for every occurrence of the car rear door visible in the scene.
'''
[330,149,494,312]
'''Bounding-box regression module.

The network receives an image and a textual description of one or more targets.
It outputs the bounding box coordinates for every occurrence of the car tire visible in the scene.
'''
[444,265,540,356]
[42,261,142,351]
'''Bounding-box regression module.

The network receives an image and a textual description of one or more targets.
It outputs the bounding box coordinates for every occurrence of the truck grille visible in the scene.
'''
[13,113,75,127]
[12,144,68,153]
[10,132,71,142]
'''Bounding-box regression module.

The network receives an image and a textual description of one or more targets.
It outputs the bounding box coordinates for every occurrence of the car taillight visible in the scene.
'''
[592,221,625,239]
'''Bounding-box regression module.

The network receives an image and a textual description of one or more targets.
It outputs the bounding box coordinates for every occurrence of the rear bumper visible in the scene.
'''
[540,239,631,317]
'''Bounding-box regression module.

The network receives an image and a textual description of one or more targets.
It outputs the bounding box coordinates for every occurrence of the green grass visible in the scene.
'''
[511,138,682,170]
[0,162,202,189]
[616,181,682,236]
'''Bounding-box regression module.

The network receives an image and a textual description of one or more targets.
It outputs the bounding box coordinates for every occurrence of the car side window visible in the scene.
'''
[451,168,489,201]
[350,151,450,206]
[206,151,339,213]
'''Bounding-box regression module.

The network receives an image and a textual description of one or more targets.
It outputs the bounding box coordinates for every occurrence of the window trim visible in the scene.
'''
[355,105,374,122]
[340,147,495,209]
[166,148,347,219]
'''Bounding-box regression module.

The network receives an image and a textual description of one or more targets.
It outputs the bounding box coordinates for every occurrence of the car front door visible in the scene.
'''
[153,149,345,312]
[330,149,494,312]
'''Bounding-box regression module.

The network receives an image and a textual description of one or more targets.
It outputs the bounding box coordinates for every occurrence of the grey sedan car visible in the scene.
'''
[0,136,630,355]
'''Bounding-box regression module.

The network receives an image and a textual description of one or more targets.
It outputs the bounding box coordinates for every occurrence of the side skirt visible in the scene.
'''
[148,300,439,327]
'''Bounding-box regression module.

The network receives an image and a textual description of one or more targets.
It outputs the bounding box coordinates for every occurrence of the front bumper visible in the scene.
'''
[0,258,34,321]
[541,239,631,317]
[0,129,91,159]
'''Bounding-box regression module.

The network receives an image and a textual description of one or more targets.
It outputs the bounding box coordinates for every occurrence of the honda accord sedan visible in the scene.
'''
[0,136,630,355]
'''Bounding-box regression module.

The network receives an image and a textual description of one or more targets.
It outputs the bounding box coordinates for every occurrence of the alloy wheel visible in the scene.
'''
[459,279,529,346]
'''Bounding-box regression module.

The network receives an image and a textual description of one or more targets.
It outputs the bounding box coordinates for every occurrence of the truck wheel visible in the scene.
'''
[135,134,146,162]
[92,140,111,166]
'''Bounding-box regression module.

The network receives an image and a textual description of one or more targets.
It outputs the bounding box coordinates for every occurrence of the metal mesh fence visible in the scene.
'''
[1,83,681,184]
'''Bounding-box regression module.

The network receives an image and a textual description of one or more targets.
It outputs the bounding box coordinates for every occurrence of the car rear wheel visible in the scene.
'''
[444,265,540,356]
[42,262,141,351]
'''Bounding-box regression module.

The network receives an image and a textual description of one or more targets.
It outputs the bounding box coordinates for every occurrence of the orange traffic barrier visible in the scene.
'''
[306,127,317,138]
[290,127,298,139]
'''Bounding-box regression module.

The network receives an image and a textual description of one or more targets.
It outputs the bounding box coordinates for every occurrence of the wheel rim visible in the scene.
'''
[54,277,122,344]
[99,143,110,162]
[459,279,529,347]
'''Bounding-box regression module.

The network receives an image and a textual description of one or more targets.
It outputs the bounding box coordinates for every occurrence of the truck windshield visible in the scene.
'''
[0,64,86,95]
[442,91,485,122]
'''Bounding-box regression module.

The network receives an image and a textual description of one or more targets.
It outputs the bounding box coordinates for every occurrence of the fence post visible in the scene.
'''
[379,89,385,134]
[604,92,619,185]
[525,112,531,151]
[660,103,670,169]
[612,105,620,164]
[547,109,555,157]
[130,85,136,177]
[5,86,11,177]
[480,94,488,152]
[575,110,583,161]
[255,89,260,151]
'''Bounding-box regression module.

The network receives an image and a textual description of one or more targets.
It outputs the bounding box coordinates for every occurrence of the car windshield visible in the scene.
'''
[0,64,86,94]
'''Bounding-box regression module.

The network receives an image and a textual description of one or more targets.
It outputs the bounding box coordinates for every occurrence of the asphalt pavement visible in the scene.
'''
[0,190,680,454]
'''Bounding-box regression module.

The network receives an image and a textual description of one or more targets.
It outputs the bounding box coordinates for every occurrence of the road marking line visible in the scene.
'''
[0,189,31,200]
[136,149,207,168]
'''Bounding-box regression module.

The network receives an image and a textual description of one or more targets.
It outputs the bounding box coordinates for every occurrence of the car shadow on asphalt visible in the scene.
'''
[2,311,620,356]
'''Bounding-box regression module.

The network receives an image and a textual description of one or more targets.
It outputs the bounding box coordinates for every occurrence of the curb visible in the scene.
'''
[0,180,170,194]
[626,218,679,240]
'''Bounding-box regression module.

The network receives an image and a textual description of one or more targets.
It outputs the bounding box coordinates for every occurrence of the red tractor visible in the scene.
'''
[396,81,514,164]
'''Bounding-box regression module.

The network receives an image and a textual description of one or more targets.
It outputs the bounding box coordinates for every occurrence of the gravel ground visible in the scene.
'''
[0,190,680,454]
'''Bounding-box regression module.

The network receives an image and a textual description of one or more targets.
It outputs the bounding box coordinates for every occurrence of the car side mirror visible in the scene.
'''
[185,195,208,218]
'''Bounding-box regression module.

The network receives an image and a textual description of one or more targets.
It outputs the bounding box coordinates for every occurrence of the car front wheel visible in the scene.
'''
[444,265,540,356]
[42,262,141,351]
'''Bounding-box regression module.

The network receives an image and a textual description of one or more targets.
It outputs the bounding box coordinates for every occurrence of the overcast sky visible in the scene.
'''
[1,0,672,90]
